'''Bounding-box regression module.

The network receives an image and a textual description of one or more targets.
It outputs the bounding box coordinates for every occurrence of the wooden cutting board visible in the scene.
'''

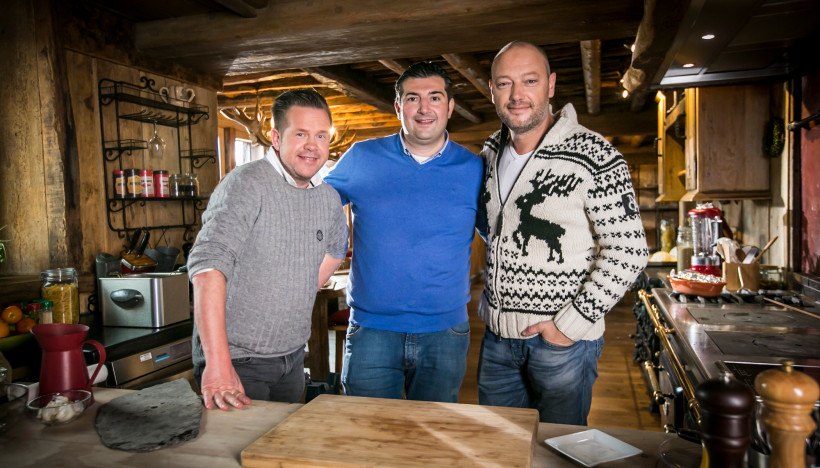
[241,394,539,467]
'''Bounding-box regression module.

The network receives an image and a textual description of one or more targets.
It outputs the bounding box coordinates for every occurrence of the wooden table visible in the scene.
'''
[304,286,346,381]
[1,388,678,467]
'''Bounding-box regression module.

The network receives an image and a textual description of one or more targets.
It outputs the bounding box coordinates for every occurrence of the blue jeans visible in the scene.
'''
[477,327,603,424]
[194,347,305,403]
[341,321,470,402]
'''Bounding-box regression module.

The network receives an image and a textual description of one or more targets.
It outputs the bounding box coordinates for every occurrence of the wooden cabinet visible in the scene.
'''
[682,85,770,200]
[655,91,687,202]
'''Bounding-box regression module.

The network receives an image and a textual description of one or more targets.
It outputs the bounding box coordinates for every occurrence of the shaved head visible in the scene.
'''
[492,41,551,77]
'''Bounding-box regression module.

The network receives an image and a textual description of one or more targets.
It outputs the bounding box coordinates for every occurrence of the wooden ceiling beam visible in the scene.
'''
[442,53,493,102]
[304,65,396,114]
[622,0,691,93]
[211,0,263,18]
[222,71,310,87]
[134,0,641,74]
[579,40,601,115]
[378,59,483,124]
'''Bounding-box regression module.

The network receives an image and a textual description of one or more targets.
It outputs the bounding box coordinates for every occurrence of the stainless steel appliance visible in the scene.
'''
[636,287,820,437]
[87,321,196,391]
[99,272,190,328]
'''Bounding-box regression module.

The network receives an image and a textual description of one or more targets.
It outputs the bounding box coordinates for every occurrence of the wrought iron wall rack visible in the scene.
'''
[98,77,215,240]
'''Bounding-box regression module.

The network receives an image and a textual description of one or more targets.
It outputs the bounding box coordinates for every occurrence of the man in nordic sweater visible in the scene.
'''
[188,90,348,410]
[477,42,648,424]
[324,62,483,402]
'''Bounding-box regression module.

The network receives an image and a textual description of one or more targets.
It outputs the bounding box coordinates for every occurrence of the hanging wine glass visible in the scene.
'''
[147,121,166,159]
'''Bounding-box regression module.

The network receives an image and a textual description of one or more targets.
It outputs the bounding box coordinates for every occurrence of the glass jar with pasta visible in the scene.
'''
[40,268,79,324]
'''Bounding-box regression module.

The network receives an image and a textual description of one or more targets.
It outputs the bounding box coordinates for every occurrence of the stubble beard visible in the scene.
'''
[498,101,550,135]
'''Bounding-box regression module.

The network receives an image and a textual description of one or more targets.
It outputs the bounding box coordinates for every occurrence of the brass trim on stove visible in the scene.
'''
[639,290,702,423]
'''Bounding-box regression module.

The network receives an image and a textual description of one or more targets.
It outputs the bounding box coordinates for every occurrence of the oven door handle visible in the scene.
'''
[643,361,674,404]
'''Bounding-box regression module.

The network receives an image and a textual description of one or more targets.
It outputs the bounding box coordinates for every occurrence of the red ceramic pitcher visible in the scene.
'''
[32,324,106,403]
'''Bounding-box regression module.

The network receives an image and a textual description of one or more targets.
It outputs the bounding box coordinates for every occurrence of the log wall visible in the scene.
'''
[0,0,218,276]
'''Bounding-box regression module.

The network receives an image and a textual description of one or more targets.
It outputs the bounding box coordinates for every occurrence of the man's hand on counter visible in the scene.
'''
[200,365,252,410]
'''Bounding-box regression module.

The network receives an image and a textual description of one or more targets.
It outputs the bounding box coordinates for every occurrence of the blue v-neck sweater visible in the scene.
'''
[324,134,483,333]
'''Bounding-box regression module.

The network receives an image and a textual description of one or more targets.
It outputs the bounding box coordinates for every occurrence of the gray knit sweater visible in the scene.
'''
[479,104,648,341]
[188,159,348,365]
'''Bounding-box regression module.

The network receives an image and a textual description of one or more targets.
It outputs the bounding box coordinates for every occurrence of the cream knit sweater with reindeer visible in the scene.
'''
[478,104,649,341]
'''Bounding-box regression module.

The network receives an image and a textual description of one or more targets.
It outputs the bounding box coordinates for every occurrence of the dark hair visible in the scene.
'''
[272,89,332,132]
[395,61,453,101]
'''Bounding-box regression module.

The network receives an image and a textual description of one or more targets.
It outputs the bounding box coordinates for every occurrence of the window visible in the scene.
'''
[234,138,265,166]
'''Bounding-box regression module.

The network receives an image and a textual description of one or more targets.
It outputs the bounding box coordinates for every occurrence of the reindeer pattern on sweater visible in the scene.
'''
[478,104,649,341]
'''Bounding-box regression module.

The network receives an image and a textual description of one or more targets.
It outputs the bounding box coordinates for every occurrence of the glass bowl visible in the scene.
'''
[26,390,92,426]
[0,382,29,432]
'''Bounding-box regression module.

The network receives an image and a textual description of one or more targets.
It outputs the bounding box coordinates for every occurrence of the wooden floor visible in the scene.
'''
[327,283,661,431]
[458,283,662,431]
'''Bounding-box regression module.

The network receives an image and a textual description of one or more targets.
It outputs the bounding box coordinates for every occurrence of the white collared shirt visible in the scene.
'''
[399,132,450,164]
[265,147,324,188]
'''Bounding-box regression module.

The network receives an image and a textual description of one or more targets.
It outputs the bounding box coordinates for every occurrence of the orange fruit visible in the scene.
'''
[0,321,9,338]
[16,317,36,334]
[1,305,23,324]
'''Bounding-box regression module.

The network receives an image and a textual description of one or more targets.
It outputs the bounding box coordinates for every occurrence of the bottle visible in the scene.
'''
[169,174,182,198]
[37,299,53,324]
[112,170,125,198]
[695,372,756,468]
[660,219,675,253]
[190,173,199,197]
[153,170,169,198]
[676,225,693,272]
[140,169,154,197]
[41,268,79,324]
[124,168,142,198]
[24,301,42,323]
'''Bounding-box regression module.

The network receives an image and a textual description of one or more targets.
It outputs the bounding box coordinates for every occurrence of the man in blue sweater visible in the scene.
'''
[324,62,483,402]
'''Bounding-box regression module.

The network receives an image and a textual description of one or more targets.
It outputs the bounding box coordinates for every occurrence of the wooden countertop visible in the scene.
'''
[1,388,677,467]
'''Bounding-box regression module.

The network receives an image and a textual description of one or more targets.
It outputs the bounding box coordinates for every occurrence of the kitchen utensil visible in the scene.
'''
[755,360,819,468]
[742,246,760,263]
[26,390,91,426]
[242,393,538,467]
[689,204,724,272]
[670,276,726,297]
[696,372,756,468]
[121,229,157,274]
[145,246,180,272]
[752,236,778,263]
[147,121,165,159]
[99,272,190,328]
[32,324,105,403]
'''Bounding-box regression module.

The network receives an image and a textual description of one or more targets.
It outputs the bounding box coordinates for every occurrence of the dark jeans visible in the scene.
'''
[341,321,470,402]
[194,347,305,403]
[477,327,604,424]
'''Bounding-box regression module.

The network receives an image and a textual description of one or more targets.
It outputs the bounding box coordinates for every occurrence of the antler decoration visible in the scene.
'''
[329,124,356,160]
[218,87,272,148]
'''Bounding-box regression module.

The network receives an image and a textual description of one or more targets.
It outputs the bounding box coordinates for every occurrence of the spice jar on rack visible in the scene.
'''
[169,173,182,198]
[41,268,79,324]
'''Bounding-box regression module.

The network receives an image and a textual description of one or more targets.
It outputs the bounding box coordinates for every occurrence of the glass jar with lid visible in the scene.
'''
[676,225,693,272]
[179,173,199,198]
[169,173,182,198]
[41,268,79,324]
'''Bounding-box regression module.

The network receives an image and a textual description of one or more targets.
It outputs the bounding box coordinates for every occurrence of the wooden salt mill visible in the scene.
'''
[695,371,756,468]
[755,359,819,468]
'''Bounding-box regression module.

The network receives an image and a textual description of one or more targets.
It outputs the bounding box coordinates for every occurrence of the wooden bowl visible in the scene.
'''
[669,276,725,297]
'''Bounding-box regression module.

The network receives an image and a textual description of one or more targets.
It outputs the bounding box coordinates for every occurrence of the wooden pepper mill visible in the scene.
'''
[755,359,819,468]
[695,371,756,468]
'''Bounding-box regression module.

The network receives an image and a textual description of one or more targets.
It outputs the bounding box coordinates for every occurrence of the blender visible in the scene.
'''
[688,203,723,276]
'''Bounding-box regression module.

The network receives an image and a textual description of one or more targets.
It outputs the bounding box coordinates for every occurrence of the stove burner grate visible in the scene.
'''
[670,291,808,307]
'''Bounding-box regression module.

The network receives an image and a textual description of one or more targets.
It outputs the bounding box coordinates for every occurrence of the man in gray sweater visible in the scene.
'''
[188,90,349,410]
